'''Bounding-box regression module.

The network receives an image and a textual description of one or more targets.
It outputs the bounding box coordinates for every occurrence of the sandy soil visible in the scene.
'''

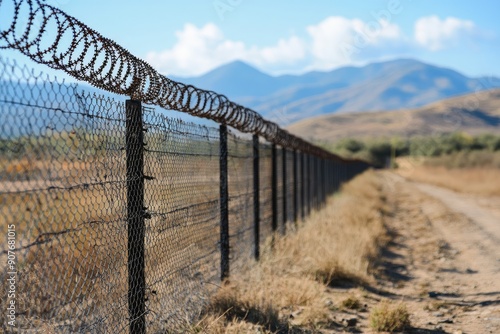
[414,182,500,243]
[385,173,499,333]
[320,172,499,333]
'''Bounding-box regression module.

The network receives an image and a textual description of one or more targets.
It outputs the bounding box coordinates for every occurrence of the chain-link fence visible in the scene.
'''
[0,57,369,333]
[1,1,371,332]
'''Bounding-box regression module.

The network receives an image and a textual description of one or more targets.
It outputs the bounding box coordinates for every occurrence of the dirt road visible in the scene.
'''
[414,182,500,245]
[323,172,499,333]
[372,172,500,333]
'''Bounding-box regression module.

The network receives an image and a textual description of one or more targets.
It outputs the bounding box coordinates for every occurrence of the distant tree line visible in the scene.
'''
[321,132,500,168]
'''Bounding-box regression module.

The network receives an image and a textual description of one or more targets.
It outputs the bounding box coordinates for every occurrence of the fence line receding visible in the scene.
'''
[0,1,371,332]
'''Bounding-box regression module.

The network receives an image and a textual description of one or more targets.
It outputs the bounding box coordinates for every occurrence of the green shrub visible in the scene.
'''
[320,132,500,167]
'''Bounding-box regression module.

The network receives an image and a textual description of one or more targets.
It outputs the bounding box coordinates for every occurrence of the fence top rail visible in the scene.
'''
[0,0,368,163]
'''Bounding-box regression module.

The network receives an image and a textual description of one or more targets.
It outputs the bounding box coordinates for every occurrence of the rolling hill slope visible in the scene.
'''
[287,89,500,142]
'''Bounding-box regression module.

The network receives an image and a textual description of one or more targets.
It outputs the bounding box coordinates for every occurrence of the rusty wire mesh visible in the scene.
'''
[0,57,224,332]
[141,111,222,330]
[1,0,371,332]
[1,57,373,333]
[0,57,130,333]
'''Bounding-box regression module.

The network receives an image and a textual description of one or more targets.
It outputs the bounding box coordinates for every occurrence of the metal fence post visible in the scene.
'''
[317,158,321,208]
[293,150,298,226]
[324,160,328,203]
[316,157,320,209]
[318,157,322,209]
[307,154,311,215]
[126,99,146,334]
[329,161,332,194]
[328,160,332,196]
[300,152,305,221]
[325,160,328,197]
[282,147,287,234]
[271,144,278,234]
[312,156,317,210]
[321,159,326,207]
[219,124,230,280]
[318,158,322,208]
[314,156,318,210]
[319,158,322,208]
[311,156,316,211]
[253,134,260,260]
[312,155,315,211]
[331,161,335,194]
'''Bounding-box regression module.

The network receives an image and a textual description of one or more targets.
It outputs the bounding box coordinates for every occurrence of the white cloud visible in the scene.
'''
[146,15,481,77]
[258,36,306,65]
[414,16,476,51]
[146,23,243,76]
[146,23,306,76]
[306,16,403,70]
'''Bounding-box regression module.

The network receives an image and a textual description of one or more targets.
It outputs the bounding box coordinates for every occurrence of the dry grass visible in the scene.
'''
[423,150,500,169]
[268,172,388,287]
[1,145,388,332]
[193,171,390,332]
[287,88,500,142]
[396,157,500,196]
[340,295,362,310]
[369,301,411,333]
[0,153,223,331]
[424,301,449,312]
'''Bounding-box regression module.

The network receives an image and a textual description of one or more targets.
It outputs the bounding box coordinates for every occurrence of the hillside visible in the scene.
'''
[173,59,500,124]
[287,89,500,142]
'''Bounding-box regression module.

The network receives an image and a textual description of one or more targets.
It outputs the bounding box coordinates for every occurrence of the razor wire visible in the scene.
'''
[0,55,369,332]
[0,1,372,332]
[1,0,361,161]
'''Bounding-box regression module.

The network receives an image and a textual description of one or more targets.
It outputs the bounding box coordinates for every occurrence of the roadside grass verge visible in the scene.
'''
[396,152,500,196]
[190,171,390,333]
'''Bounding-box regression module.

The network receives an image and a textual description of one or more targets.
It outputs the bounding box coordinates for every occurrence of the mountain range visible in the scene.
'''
[173,59,500,124]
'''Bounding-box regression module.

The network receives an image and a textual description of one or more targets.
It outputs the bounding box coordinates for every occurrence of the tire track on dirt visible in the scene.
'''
[375,172,500,334]
[413,182,500,247]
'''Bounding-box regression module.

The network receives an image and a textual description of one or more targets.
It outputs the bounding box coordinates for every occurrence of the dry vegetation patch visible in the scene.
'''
[194,171,391,332]
[369,301,411,333]
[400,166,500,196]
[396,153,500,196]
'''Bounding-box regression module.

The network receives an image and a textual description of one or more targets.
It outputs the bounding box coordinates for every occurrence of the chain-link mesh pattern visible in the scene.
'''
[273,147,282,235]
[142,112,221,330]
[0,56,371,333]
[1,1,372,331]
[285,150,295,230]
[286,151,298,230]
[0,0,367,160]
[0,57,130,333]
[258,143,274,251]
[225,132,254,271]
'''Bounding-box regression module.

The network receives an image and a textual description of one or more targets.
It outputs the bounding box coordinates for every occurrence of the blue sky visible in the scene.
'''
[1,0,499,79]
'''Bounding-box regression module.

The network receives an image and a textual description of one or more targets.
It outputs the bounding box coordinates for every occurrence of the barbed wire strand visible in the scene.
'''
[0,0,368,164]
